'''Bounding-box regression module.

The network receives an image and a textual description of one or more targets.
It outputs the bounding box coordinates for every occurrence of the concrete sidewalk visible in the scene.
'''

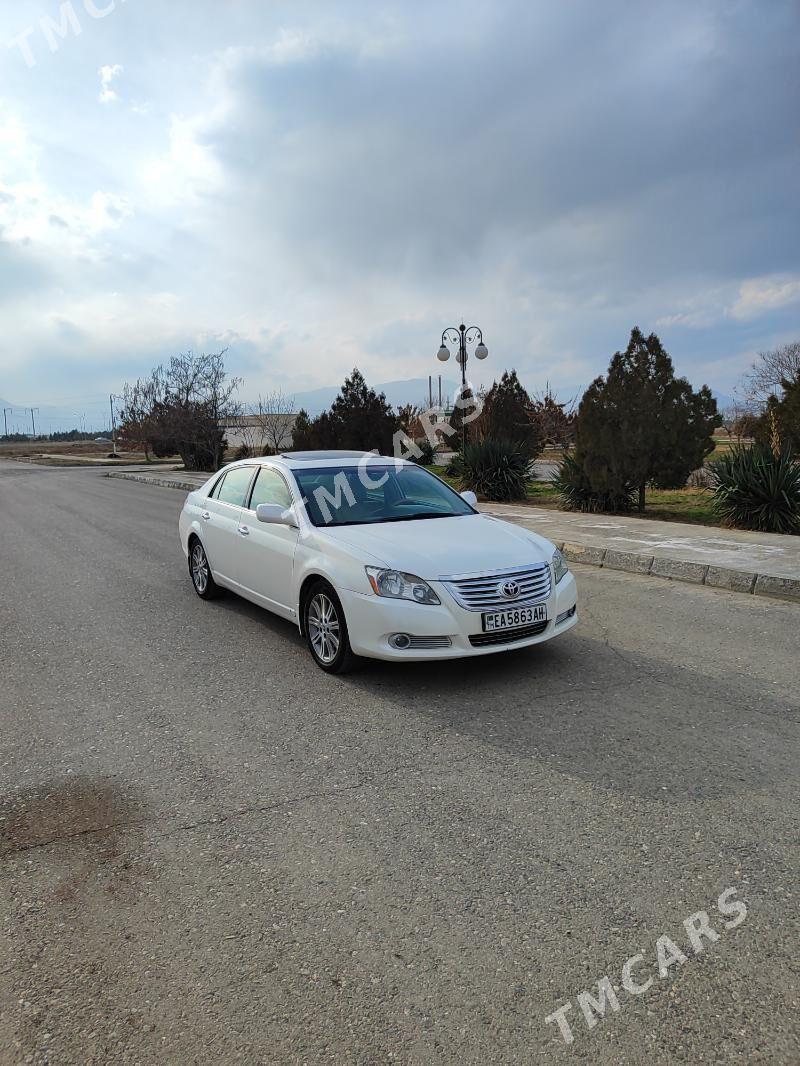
[486,503,800,601]
[106,469,800,603]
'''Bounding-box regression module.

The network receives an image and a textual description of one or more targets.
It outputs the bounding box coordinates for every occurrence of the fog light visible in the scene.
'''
[389,633,412,650]
[556,605,576,625]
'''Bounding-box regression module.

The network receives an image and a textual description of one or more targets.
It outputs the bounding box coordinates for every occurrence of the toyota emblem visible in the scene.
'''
[499,579,520,599]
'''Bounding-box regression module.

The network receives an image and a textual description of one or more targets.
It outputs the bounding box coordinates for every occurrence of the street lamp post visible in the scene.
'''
[109,394,120,457]
[436,323,488,451]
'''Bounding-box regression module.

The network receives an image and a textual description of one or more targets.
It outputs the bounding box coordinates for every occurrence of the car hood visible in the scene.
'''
[317,513,554,578]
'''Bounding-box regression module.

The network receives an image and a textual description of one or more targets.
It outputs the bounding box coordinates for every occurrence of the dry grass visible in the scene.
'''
[0,439,180,464]
[0,439,112,458]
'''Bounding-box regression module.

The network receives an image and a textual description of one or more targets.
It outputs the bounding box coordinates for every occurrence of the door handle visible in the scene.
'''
[237,525,250,536]
[201,511,211,520]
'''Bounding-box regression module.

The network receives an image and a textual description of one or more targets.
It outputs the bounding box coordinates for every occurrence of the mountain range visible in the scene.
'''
[290,377,460,415]
[1,380,736,434]
[0,378,461,433]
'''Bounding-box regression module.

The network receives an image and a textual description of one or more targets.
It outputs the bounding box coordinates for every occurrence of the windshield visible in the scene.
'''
[291,464,476,527]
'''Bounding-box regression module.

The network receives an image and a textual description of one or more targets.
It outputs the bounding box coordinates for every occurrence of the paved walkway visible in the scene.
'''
[486,503,800,580]
[106,469,800,602]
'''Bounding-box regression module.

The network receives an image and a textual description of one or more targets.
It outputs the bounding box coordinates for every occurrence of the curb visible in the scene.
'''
[558,542,800,604]
[106,471,800,605]
[106,471,200,492]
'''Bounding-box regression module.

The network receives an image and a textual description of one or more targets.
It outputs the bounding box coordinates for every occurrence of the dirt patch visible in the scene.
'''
[0,776,139,858]
[1,779,157,1060]
[0,440,112,459]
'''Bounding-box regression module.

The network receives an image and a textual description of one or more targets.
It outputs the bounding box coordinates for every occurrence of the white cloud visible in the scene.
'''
[0,2,798,404]
[0,109,132,255]
[656,273,800,330]
[140,111,224,205]
[729,274,800,321]
[98,64,123,104]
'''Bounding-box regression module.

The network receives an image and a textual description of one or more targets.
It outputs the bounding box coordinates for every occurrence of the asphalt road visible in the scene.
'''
[0,459,797,1065]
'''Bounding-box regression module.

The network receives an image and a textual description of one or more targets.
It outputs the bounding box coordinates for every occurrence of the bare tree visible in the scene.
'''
[119,370,164,460]
[529,382,578,448]
[743,340,800,405]
[396,404,421,436]
[119,349,241,471]
[250,389,296,454]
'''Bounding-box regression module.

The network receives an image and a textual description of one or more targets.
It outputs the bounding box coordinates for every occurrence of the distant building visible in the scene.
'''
[219,413,297,453]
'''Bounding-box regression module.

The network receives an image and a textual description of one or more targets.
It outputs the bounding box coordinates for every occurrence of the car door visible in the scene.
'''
[235,465,299,617]
[199,466,257,585]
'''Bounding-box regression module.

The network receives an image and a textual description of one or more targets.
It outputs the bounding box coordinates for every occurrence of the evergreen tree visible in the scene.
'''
[290,370,399,454]
[449,383,482,451]
[328,369,398,454]
[481,369,540,458]
[290,409,313,450]
[574,328,721,512]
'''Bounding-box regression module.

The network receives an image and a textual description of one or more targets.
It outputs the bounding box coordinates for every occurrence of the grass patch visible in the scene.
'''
[527,482,718,525]
[440,470,719,526]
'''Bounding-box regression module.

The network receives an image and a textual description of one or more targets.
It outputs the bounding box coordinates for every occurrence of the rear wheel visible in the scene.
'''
[188,538,223,600]
[304,581,355,674]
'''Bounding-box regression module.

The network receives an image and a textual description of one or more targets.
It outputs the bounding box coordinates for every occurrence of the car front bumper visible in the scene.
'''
[339,571,578,661]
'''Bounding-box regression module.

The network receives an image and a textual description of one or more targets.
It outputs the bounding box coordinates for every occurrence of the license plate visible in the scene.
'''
[482,602,547,632]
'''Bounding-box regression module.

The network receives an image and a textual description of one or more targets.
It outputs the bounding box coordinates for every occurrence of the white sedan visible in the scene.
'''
[178,451,578,673]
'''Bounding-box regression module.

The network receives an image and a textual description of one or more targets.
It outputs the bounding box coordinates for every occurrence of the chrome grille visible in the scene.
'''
[406,635,452,649]
[469,620,548,647]
[442,564,552,612]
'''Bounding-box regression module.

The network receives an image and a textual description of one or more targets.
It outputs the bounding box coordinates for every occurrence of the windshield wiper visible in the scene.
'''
[318,512,462,527]
[378,512,454,523]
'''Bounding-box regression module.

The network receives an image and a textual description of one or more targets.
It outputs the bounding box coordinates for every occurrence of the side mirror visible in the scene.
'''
[460,490,478,508]
[256,503,298,528]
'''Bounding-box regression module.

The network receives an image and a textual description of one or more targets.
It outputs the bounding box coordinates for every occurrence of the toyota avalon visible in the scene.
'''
[178,451,578,673]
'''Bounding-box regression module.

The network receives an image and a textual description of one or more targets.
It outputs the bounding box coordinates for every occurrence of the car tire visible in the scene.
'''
[304,580,356,675]
[188,537,223,600]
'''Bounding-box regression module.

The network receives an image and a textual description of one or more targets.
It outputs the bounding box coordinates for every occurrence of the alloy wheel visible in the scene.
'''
[191,543,209,594]
[307,592,340,664]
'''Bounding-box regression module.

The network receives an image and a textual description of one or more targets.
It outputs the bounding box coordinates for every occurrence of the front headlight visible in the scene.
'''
[552,548,569,584]
[365,566,440,605]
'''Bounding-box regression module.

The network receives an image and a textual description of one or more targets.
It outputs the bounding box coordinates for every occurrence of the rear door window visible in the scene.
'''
[207,473,226,499]
[215,467,255,507]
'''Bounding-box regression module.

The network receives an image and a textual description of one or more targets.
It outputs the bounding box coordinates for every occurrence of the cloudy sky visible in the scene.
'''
[1,0,798,423]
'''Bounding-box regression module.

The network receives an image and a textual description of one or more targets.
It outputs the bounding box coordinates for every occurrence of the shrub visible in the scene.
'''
[232,443,252,461]
[411,438,435,465]
[553,453,635,513]
[451,439,530,501]
[710,445,800,534]
[445,452,461,477]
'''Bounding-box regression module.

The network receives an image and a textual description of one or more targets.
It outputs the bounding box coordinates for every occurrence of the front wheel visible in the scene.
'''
[304,581,355,674]
[188,538,223,600]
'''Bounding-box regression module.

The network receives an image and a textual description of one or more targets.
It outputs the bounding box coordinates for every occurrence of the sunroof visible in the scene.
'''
[280,450,376,461]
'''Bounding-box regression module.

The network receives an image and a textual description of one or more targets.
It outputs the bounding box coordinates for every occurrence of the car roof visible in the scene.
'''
[212,452,413,479]
[276,450,411,469]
